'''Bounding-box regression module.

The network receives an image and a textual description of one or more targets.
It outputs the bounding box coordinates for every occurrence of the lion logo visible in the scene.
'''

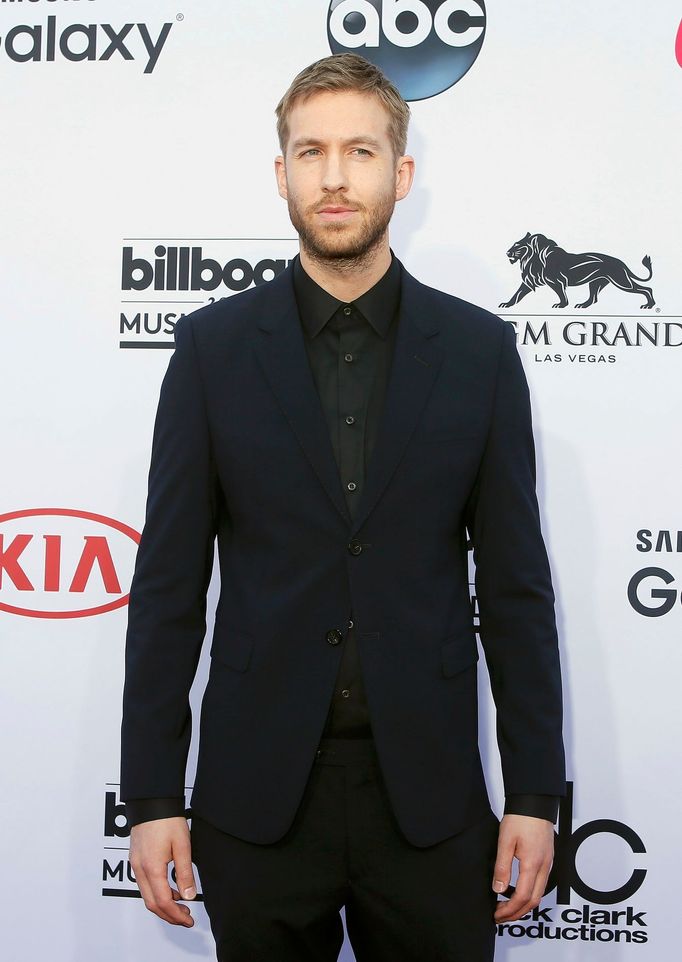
[500,232,655,310]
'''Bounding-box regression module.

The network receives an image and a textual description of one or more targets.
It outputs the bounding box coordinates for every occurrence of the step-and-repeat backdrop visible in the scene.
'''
[2,2,681,959]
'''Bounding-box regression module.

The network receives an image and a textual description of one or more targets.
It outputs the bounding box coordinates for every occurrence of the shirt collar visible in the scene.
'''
[292,251,401,340]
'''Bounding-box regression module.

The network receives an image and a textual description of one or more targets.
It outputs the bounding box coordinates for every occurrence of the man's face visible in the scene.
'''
[275,90,413,263]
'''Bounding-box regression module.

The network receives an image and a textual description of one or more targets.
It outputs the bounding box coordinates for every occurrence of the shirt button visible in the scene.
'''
[343,306,352,315]
[341,689,350,698]
[348,619,354,628]
[345,415,355,424]
[344,353,353,362]
[347,481,357,491]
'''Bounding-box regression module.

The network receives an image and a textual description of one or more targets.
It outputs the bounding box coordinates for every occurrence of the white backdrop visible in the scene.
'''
[2,1,681,959]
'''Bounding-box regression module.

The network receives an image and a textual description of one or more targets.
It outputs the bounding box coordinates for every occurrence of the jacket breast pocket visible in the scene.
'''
[440,631,479,678]
[413,428,479,444]
[210,623,254,672]
[403,428,480,464]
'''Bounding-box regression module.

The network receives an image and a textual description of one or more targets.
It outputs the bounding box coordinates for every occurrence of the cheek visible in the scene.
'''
[286,172,320,207]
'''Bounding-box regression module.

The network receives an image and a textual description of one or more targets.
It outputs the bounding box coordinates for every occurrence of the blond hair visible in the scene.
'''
[275,53,410,159]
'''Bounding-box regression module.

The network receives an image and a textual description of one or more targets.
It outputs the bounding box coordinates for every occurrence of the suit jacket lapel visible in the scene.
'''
[254,268,353,526]
[253,261,444,535]
[349,266,443,536]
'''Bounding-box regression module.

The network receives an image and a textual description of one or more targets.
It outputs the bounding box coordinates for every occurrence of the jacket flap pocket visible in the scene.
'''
[210,624,254,672]
[413,428,479,444]
[441,633,479,678]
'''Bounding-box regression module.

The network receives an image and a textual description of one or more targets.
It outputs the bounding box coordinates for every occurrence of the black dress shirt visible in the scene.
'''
[124,252,558,827]
[294,251,401,740]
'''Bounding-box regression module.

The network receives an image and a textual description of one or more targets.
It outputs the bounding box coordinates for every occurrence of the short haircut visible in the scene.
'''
[275,53,410,159]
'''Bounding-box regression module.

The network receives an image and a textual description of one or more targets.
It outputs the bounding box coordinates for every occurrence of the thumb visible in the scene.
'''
[172,834,197,900]
[493,832,515,895]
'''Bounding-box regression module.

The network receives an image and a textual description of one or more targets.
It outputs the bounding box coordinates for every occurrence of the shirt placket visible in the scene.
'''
[335,306,369,517]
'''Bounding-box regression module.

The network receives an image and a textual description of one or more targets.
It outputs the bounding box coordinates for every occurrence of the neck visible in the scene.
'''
[299,236,392,301]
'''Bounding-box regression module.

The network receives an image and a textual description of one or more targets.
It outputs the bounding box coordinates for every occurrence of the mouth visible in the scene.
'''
[316,206,358,223]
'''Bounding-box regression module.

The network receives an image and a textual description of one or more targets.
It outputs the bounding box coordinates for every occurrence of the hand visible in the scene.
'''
[492,814,554,923]
[129,816,197,926]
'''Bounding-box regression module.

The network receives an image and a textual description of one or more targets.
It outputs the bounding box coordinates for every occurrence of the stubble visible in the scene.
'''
[286,188,395,274]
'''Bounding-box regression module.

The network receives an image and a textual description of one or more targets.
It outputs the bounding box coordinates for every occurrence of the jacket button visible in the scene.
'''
[326,628,343,645]
[347,539,362,555]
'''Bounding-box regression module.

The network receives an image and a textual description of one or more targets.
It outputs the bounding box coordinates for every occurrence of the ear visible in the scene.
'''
[395,154,415,202]
[274,155,288,200]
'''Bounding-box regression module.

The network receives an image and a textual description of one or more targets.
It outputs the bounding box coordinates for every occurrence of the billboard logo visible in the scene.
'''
[0,508,139,618]
[118,238,297,349]
[102,785,202,899]
[122,246,292,294]
[327,0,486,101]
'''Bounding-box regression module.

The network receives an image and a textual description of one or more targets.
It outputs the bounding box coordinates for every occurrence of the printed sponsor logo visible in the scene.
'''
[118,238,297,349]
[498,232,680,364]
[628,529,682,617]
[497,783,648,946]
[0,508,139,618]
[0,3,175,74]
[500,232,655,313]
[327,0,486,101]
[102,785,202,899]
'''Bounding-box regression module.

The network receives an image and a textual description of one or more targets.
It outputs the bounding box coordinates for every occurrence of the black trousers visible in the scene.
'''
[191,737,499,962]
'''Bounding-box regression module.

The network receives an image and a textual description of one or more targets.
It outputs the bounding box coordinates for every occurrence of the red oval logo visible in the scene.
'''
[0,508,140,619]
[677,19,682,68]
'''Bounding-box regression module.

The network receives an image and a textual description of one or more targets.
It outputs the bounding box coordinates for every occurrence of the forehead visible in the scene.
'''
[287,89,391,145]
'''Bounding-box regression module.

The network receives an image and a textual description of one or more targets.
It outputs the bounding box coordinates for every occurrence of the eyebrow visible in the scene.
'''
[290,136,384,152]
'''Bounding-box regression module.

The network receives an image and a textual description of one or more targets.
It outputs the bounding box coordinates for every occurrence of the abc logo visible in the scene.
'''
[327,0,486,101]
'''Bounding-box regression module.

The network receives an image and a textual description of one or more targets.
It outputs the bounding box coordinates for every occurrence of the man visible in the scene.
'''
[120,53,565,962]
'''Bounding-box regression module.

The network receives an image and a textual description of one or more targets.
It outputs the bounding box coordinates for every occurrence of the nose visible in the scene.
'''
[320,153,348,194]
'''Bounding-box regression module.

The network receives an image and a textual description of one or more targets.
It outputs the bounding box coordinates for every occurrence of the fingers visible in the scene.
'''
[529,858,552,909]
[492,833,514,896]
[129,817,195,927]
[146,863,194,926]
[494,857,542,923]
[493,815,554,923]
[172,832,198,901]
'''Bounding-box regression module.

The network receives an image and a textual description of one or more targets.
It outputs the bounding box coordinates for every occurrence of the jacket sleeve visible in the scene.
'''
[120,314,221,803]
[505,794,559,823]
[464,320,566,798]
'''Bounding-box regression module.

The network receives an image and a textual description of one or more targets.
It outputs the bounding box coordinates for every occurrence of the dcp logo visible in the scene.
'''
[327,0,486,101]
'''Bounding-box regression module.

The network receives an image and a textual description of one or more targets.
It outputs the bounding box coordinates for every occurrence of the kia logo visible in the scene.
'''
[0,508,140,618]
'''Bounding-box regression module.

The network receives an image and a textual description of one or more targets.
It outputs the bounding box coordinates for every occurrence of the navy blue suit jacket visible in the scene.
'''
[120,258,565,847]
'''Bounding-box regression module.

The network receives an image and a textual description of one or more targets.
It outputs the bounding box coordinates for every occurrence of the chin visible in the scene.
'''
[308,238,359,260]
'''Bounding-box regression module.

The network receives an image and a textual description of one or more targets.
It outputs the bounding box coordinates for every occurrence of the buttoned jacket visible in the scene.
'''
[120,258,565,847]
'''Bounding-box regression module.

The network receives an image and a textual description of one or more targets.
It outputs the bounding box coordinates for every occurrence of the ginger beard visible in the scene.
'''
[285,184,396,270]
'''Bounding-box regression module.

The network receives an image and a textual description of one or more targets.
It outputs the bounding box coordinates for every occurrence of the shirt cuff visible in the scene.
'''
[125,797,187,827]
[504,794,559,823]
